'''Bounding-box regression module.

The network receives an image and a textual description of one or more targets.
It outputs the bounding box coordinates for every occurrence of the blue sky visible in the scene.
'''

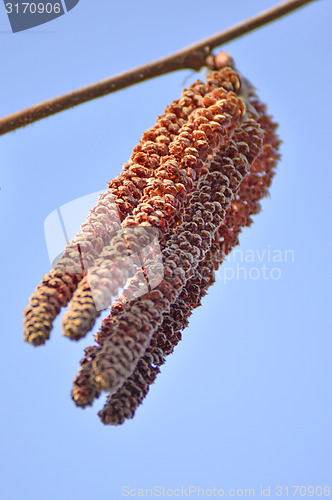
[1,1,331,499]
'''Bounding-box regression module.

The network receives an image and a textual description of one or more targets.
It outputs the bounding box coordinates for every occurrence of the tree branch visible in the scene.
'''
[0,0,317,136]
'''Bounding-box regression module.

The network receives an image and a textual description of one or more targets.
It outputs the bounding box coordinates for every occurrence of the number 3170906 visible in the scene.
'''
[5,3,61,14]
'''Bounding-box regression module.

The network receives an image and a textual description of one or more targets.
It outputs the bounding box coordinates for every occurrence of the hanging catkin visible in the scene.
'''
[23,53,280,425]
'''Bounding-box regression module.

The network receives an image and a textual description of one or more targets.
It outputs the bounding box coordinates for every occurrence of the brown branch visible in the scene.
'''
[0,0,317,136]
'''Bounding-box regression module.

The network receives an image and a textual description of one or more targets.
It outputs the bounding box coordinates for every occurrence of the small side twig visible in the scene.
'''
[0,0,317,136]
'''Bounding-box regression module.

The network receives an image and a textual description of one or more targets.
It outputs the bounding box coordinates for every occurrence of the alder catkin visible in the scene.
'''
[23,56,280,425]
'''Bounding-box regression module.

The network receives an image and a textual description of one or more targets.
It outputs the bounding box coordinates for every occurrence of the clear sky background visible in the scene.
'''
[1,1,331,499]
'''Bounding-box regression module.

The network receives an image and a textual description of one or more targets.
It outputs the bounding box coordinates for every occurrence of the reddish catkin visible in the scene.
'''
[23,69,236,346]
[23,56,280,425]
[72,116,265,416]
[96,98,280,425]
[73,119,263,401]
[61,82,246,341]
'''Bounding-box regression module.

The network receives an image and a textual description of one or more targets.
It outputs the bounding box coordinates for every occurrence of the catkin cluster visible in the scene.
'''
[23,53,280,424]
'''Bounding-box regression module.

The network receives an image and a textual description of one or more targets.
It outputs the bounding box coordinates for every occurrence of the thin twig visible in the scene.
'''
[0,0,317,136]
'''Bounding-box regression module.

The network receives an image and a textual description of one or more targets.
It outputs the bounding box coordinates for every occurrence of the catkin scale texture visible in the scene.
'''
[23,57,280,425]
